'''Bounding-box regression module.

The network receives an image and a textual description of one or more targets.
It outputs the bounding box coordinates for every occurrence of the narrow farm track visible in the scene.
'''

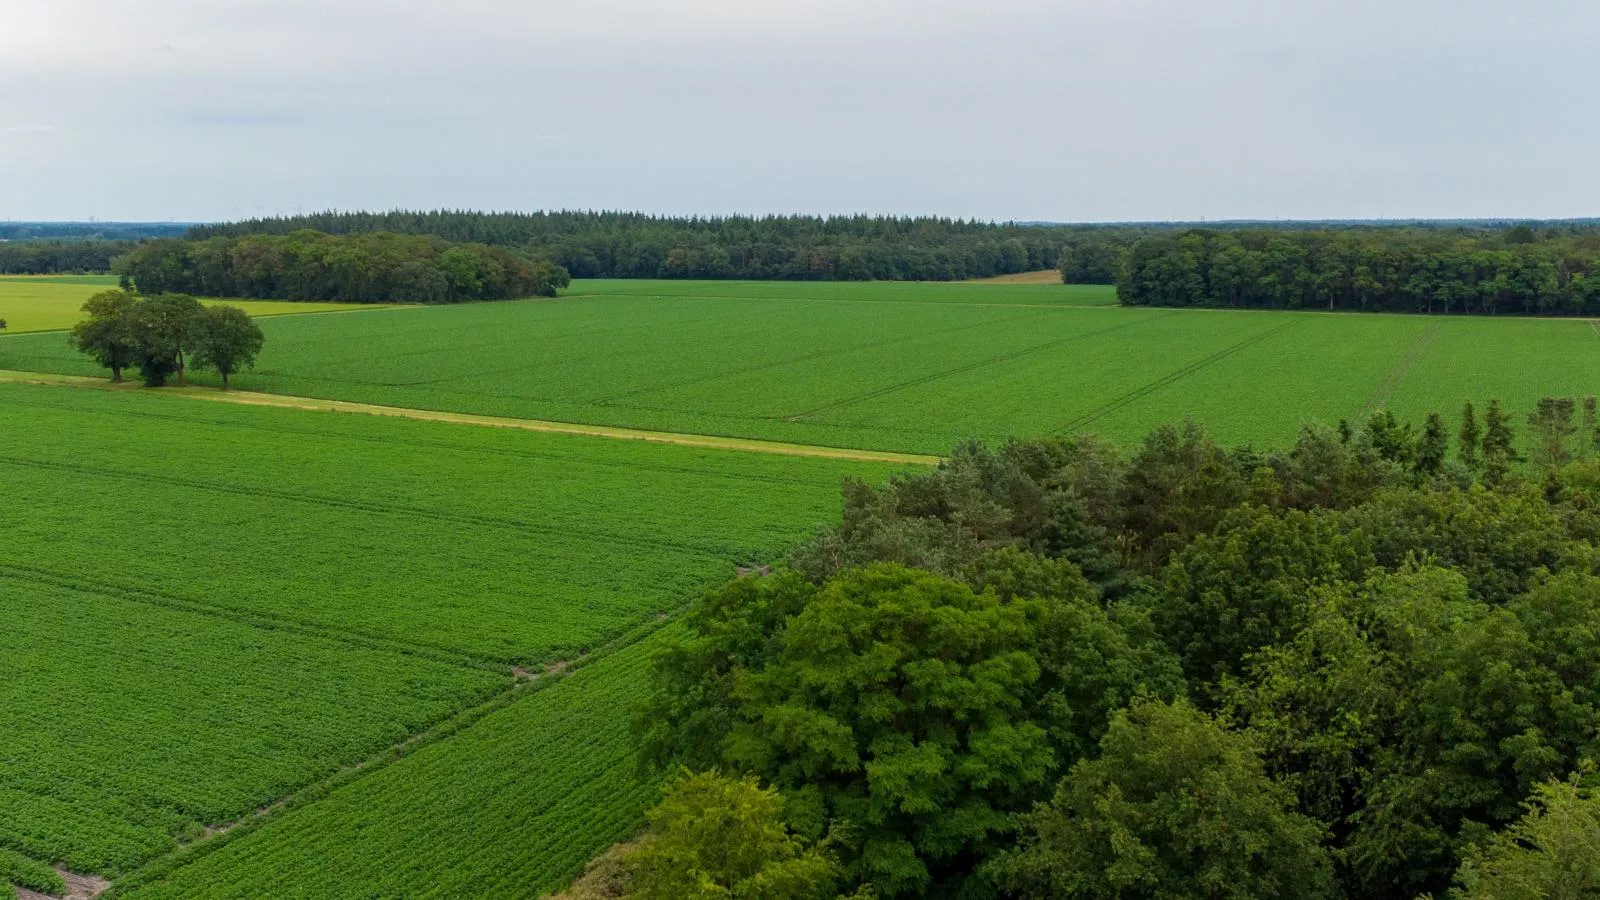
[0,370,940,466]
[1057,319,1302,433]
[782,312,1177,421]
[1361,321,1443,417]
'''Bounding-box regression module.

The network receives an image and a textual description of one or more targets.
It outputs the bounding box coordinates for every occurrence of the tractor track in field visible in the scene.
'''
[0,562,502,671]
[0,370,939,465]
[0,454,754,559]
[782,311,1178,422]
[589,307,1055,405]
[1056,319,1302,433]
[1361,321,1443,417]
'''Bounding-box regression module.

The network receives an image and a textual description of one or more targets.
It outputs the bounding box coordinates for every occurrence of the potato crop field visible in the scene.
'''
[0,380,896,898]
[5,279,1596,455]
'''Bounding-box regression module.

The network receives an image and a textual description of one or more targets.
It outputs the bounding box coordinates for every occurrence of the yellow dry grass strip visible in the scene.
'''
[0,369,939,466]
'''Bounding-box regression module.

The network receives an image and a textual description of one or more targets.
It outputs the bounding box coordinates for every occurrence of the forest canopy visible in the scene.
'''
[187,211,1072,282]
[596,400,1600,899]
[120,231,571,303]
[1118,227,1600,316]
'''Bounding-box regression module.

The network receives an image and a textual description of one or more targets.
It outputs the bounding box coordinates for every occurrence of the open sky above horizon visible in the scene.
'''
[2,0,1596,224]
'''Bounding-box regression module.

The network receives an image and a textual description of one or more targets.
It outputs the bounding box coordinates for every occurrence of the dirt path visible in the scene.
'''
[0,370,939,466]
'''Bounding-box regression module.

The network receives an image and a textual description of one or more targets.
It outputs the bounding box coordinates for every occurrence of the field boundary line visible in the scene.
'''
[783,312,1177,422]
[0,453,756,558]
[0,370,940,465]
[0,562,507,671]
[101,613,679,900]
[1360,320,1443,417]
[1057,319,1301,433]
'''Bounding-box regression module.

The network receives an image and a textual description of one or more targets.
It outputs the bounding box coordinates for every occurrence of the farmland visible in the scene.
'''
[0,276,391,333]
[8,273,1600,898]
[0,380,896,895]
[4,279,1597,455]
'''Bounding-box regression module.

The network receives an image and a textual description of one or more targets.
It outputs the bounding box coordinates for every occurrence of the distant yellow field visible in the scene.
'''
[0,278,397,333]
[961,269,1065,284]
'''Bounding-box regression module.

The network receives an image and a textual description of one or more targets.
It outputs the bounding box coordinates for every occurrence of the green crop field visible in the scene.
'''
[4,279,1594,454]
[0,276,395,333]
[0,381,896,896]
[116,624,677,900]
[8,275,1600,898]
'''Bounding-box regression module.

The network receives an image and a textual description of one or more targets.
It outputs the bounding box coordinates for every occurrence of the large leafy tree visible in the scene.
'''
[190,304,266,390]
[988,698,1335,899]
[69,289,141,382]
[622,771,842,900]
[130,293,205,386]
[1453,778,1600,900]
[640,563,1179,897]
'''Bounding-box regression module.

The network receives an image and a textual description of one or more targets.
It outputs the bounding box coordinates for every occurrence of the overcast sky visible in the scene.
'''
[1,0,1595,223]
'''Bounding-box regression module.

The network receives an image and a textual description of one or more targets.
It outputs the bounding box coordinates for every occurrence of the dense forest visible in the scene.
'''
[121,232,571,303]
[1119,226,1600,316]
[0,240,138,274]
[561,399,1600,899]
[189,211,1072,281]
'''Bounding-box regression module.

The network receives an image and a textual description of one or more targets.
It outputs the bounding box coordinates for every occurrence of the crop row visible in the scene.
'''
[0,383,895,662]
[0,573,506,875]
[117,625,678,899]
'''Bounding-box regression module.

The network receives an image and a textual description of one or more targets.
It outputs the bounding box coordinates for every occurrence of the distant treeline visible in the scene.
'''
[0,240,138,274]
[1119,226,1600,315]
[123,232,571,303]
[0,222,189,241]
[189,211,1072,281]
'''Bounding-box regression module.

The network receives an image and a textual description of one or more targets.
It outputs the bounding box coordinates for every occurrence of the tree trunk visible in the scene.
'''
[222,370,230,391]
[176,350,186,385]
[112,365,122,384]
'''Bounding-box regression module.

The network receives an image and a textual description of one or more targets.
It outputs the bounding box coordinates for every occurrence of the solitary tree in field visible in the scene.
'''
[70,289,142,382]
[190,305,265,390]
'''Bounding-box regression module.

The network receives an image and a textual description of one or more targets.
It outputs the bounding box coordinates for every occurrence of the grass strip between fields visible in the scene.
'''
[0,369,940,466]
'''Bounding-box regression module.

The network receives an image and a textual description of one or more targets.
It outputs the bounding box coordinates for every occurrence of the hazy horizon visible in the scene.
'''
[5,0,1597,223]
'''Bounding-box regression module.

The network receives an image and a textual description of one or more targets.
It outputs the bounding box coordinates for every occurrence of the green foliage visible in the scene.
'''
[989,698,1336,899]
[1121,227,1600,316]
[1151,504,1374,686]
[188,303,265,388]
[1453,778,1600,899]
[116,628,678,899]
[0,380,895,880]
[622,771,840,900]
[1482,399,1522,485]
[68,288,141,381]
[130,292,204,385]
[0,847,67,894]
[6,279,1599,456]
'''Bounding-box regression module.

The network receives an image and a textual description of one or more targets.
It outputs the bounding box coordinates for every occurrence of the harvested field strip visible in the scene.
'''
[785,312,1175,421]
[1362,321,1443,415]
[1059,319,1302,432]
[114,623,681,900]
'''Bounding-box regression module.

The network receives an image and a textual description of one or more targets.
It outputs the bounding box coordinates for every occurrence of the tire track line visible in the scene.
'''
[0,563,502,670]
[590,307,1054,405]
[1360,320,1443,417]
[783,312,1178,422]
[1056,319,1302,433]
